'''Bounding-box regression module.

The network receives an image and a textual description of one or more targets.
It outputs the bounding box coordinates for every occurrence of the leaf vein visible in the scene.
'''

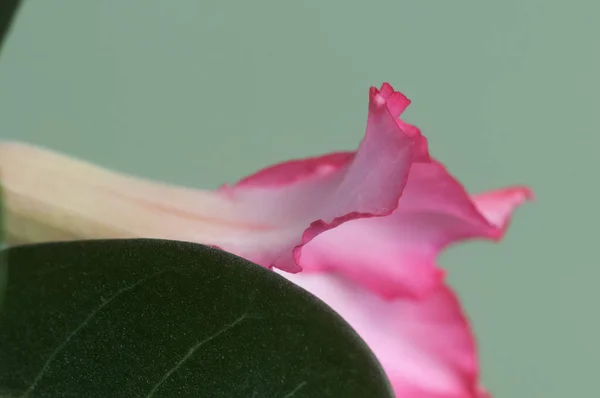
[146,313,248,398]
[20,269,168,397]
[281,381,308,398]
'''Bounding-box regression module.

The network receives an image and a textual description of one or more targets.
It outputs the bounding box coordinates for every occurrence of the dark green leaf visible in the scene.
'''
[0,239,393,397]
[0,183,5,308]
[0,0,22,54]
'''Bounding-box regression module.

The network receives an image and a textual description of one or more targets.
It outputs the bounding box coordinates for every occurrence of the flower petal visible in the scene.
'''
[218,83,430,271]
[230,152,355,188]
[277,270,484,398]
[471,186,534,234]
[294,159,531,299]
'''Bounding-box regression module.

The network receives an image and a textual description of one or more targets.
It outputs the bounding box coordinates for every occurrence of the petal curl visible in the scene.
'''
[277,270,484,398]
[218,83,430,272]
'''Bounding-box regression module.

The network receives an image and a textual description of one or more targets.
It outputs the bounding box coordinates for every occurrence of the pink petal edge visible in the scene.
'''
[226,82,531,299]
[217,83,430,277]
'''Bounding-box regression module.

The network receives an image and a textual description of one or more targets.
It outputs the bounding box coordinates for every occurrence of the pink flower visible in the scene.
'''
[0,83,531,397]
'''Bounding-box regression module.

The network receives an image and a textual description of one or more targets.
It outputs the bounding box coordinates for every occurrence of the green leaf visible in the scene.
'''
[0,183,5,308]
[0,0,22,54]
[0,239,393,397]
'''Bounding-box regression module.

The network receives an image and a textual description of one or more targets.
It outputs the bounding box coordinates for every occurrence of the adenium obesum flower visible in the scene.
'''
[0,83,531,397]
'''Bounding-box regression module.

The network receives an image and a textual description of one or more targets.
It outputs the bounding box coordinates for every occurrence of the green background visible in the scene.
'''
[0,1,593,396]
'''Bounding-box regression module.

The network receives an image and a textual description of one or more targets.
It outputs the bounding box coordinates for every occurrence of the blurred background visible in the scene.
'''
[0,1,595,396]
